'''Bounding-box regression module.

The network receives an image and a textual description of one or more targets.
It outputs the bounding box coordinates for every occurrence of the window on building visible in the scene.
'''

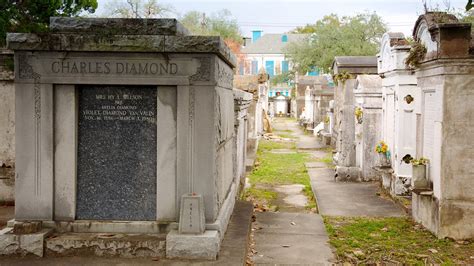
[265,60,274,77]
[239,64,244,75]
[282,61,289,73]
[281,35,288,42]
[275,60,281,75]
[252,61,258,75]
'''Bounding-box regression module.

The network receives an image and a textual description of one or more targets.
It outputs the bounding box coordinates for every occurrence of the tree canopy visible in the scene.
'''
[179,9,242,44]
[0,0,98,46]
[179,9,244,61]
[102,0,172,18]
[285,12,387,73]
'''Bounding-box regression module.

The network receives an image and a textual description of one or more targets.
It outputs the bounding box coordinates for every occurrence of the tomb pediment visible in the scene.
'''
[377,32,410,74]
[413,12,472,60]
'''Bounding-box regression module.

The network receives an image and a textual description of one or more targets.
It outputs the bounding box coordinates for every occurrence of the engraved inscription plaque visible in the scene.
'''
[77,85,157,220]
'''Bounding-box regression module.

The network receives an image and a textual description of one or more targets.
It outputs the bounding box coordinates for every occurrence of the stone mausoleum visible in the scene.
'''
[1,17,238,259]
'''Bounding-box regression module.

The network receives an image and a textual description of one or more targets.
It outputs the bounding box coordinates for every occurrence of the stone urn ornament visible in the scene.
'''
[410,157,430,192]
[375,140,391,167]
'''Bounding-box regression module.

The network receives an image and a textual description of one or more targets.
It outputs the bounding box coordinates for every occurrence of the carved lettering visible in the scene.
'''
[51,60,179,76]
[80,90,156,124]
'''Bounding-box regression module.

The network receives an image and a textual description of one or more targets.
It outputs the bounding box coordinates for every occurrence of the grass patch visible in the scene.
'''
[276,129,294,133]
[251,152,309,185]
[243,186,278,201]
[324,216,474,265]
[318,152,334,165]
[276,133,297,139]
[258,139,296,152]
[246,138,315,210]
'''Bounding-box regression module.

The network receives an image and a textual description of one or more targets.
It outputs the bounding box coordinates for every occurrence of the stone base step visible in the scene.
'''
[45,232,166,258]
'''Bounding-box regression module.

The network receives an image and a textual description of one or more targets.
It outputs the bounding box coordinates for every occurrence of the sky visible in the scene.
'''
[95,0,468,37]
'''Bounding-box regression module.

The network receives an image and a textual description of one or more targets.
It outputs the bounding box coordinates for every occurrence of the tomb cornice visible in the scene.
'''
[415,58,474,78]
[7,33,236,68]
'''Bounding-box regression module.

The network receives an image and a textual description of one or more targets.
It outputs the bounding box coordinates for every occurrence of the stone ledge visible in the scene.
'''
[7,33,236,68]
[166,230,220,260]
[50,17,190,36]
[0,227,53,257]
[45,232,166,258]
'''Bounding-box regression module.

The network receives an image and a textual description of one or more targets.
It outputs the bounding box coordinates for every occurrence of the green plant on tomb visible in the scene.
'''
[333,71,353,86]
[410,157,429,166]
[405,41,427,69]
[324,115,330,124]
[354,107,363,124]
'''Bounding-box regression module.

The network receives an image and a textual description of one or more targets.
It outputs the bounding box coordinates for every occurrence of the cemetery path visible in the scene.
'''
[308,167,406,217]
[249,117,334,265]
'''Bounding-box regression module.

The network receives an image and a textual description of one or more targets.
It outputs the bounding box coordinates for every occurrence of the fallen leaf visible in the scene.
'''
[290,222,296,226]
[428,248,438,254]
[151,257,160,261]
[381,227,388,232]
[282,245,291,248]
[353,249,365,259]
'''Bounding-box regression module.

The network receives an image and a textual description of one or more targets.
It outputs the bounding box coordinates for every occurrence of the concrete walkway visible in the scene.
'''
[308,167,405,217]
[253,212,334,265]
[252,118,334,265]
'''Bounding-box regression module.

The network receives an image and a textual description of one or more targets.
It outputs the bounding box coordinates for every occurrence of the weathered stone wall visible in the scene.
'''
[232,89,252,192]
[354,75,382,181]
[411,13,474,240]
[232,75,267,154]
[378,32,419,196]
[334,79,359,181]
[0,50,15,203]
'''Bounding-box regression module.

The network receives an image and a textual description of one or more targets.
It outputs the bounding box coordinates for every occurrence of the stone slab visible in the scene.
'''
[76,85,157,220]
[50,17,189,36]
[40,220,173,234]
[216,200,253,265]
[45,232,166,258]
[297,135,326,150]
[305,161,328,168]
[253,212,334,265]
[166,230,220,260]
[0,228,53,257]
[309,168,405,217]
[0,205,14,229]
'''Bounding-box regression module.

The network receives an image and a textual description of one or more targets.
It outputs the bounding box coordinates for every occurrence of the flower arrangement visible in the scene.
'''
[375,140,391,165]
[375,140,388,154]
[410,157,429,166]
[354,107,363,124]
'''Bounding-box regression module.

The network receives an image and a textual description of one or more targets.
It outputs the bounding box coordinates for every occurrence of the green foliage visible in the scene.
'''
[324,216,474,264]
[245,137,314,209]
[258,139,296,151]
[410,157,429,166]
[243,186,277,201]
[0,0,98,46]
[179,9,242,44]
[270,71,294,86]
[467,0,473,11]
[405,41,427,69]
[285,12,387,72]
[333,71,353,85]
